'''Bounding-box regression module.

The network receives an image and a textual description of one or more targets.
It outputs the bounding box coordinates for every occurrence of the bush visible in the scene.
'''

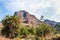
[21,27,30,37]
[36,23,55,37]
[1,15,21,38]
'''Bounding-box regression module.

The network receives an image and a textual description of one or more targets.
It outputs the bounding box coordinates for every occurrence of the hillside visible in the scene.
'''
[14,10,41,27]
[0,10,60,40]
[44,19,58,27]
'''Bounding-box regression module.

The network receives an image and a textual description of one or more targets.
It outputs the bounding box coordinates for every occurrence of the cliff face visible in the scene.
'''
[14,10,40,27]
[44,19,58,27]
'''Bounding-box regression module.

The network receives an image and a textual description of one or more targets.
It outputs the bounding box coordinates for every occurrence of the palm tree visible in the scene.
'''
[1,15,21,38]
[40,15,44,21]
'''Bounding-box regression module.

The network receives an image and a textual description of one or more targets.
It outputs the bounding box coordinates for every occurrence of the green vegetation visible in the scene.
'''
[1,15,21,38]
[54,23,60,33]
[20,27,30,37]
[0,15,60,40]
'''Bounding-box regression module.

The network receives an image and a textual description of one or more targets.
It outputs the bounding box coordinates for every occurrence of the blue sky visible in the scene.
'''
[0,0,60,22]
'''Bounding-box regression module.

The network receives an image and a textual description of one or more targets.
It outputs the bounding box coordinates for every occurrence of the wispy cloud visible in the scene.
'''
[0,0,60,22]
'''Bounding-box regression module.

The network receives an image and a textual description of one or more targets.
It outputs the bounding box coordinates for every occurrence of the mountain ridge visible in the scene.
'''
[14,10,41,27]
[44,19,58,27]
[0,10,59,27]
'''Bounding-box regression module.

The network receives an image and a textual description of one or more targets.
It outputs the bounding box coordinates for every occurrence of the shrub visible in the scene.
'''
[1,15,21,38]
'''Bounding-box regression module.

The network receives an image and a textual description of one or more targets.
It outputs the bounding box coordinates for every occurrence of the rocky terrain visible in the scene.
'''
[44,19,58,27]
[0,10,59,40]
[14,10,40,27]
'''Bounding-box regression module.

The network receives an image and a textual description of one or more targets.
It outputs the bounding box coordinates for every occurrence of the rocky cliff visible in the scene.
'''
[44,19,58,27]
[14,10,40,27]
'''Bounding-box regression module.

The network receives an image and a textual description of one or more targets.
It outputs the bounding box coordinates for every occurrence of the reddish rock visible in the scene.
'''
[14,10,40,27]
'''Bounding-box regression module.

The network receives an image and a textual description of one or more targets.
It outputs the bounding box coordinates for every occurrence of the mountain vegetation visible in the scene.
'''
[54,23,60,33]
[0,10,60,40]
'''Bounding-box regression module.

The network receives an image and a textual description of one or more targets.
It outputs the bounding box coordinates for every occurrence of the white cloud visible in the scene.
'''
[1,0,60,22]
[52,0,60,15]
[48,0,60,22]
[4,0,53,13]
[50,14,60,22]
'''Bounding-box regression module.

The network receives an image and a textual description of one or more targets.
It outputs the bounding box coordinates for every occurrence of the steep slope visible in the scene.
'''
[44,19,58,27]
[14,10,40,27]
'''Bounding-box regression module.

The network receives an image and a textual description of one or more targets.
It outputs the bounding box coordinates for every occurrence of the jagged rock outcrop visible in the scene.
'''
[14,10,40,27]
[44,19,58,27]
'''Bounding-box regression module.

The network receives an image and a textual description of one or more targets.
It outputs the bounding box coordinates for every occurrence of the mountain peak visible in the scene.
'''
[14,10,40,27]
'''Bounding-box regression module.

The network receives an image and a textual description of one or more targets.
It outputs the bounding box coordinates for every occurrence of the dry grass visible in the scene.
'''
[0,23,3,28]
